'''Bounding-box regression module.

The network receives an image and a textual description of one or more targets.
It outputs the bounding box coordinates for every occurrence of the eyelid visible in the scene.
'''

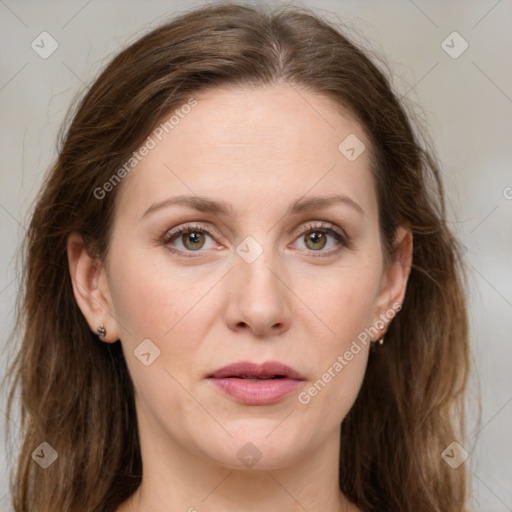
[294,221,351,251]
[298,221,346,239]
[163,222,222,243]
[162,220,350,255]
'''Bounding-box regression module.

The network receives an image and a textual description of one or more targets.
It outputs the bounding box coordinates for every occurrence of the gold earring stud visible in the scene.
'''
[377,336,384,346]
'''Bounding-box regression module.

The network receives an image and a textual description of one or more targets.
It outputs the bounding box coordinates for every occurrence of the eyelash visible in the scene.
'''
[162,222,350,258]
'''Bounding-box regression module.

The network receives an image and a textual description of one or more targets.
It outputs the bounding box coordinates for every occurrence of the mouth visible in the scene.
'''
[226,376,285,381]
[207,361,305,380]
[207,361,305,405]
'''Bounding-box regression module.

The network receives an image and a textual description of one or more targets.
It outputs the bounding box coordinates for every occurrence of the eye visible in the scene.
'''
[292,222,349,256]
[163,223,218,256]
[162,221,350,258]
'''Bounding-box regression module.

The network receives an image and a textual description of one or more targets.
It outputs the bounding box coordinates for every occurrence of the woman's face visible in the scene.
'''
[82,84,410,470]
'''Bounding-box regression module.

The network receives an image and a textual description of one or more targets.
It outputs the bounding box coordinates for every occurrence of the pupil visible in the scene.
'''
[185,232,204,249]
[308,231,326,250]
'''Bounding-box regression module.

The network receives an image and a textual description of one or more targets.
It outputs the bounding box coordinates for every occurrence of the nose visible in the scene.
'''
[223,246,291,337]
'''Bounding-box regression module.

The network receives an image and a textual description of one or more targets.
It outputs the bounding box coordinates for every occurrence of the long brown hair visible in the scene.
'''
[3,3,471,511]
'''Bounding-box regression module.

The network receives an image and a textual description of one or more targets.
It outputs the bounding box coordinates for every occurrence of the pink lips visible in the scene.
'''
[207,361,305,405]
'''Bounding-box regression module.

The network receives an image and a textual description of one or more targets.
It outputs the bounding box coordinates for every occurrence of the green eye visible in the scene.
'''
[163,224,216,256]
[295,223,350,255]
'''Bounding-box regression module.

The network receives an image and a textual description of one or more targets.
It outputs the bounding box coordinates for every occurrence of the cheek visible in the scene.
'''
[106,244,217,384]
[291,257,380,420]
[297,325,371,430]
[294,340,370,452]
[107,240,199,341]
[107,258,206,419]
[109,269,177,341]
[295,257,382,344]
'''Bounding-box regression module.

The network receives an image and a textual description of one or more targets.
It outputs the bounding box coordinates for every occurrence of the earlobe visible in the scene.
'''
[66,232,119,343]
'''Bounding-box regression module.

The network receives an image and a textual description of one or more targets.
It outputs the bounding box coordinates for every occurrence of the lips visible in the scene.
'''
[208,361,305,380]
[207,361,305,405]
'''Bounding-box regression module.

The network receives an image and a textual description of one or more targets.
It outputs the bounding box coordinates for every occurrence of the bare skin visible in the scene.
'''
[68,83,412,512]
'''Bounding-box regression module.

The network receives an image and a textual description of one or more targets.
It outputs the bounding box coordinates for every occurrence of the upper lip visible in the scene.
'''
[208,361,305,380]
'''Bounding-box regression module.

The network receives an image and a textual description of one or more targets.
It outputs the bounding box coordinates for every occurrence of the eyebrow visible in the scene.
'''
[142,193,364,219]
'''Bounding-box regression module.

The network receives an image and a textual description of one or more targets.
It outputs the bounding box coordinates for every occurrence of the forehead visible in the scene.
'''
[114,83,377,221]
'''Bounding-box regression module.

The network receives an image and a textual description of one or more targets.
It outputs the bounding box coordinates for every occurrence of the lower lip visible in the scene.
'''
[208,377,304,405]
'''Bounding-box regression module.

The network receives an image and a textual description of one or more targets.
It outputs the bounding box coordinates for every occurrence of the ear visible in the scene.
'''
[372,225,413,339]
[67,232,120,343]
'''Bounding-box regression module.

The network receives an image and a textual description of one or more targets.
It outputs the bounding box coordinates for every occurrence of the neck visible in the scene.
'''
[117,418,356,512]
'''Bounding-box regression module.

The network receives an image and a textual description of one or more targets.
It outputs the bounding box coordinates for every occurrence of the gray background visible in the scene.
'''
[1,0,511,510]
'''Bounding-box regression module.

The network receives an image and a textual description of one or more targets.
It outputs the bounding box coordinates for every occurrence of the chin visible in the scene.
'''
[194,426,307,471]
